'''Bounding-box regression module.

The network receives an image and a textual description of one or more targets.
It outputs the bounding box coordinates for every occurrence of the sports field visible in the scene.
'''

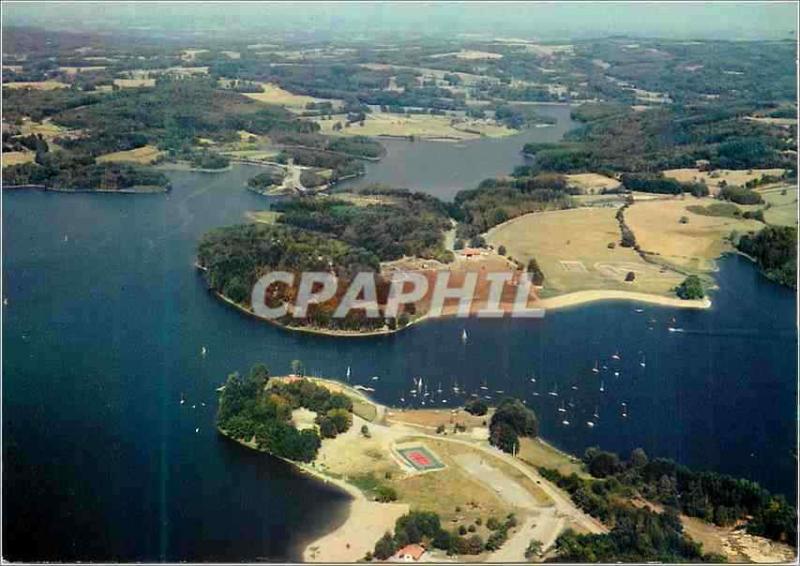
[396,444,445,472]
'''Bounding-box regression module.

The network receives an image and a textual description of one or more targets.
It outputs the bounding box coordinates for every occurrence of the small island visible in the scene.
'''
[217,365,796,563]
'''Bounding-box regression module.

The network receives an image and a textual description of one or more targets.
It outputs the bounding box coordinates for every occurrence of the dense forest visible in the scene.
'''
[541,446,796,552]
[196,223,404,332]
[453,172,576,242]
[273,188,453,262]
[533,103,796,175]
[217,365,353,462]
[736,225,797,288]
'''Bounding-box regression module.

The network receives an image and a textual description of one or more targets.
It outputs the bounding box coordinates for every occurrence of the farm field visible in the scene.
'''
[486,207,684,297]
[241,82,337,111]
[625,196,762,272]
[758,185,798,227]
[565,173,621,194]
[3,80,69,90]
[315,111,516,140]
[2,151,35,168]
[113,78,156,88]
[96,145,164,164]
[661,168,786,193]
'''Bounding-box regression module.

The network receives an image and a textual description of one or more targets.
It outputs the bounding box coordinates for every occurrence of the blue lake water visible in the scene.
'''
[3,117,797,561]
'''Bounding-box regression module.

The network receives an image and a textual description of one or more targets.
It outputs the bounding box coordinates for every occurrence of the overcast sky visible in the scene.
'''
[3,2,798,41]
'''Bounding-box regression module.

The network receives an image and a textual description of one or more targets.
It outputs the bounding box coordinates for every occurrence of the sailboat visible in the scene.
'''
[480,379,489,391]
[371,375,380,381]
[346,366,351,382]
[461,329,468,343]
[640,354,646,368]
[592,361,599,374]
[548,384,559,397]
[452,378,460,394]
[201,346,207,357]
[586,421,595,428]
[611,351,621,360]
[557,401,566,413]
[593,406,600,419]
[530,374,537,383]
[437,382,443,394]
[571,384,579,391]
[180,394,186,405]
[561,419,570,426]
[621,402,628,418]
[599,381,605,393]
[614,371,620,377]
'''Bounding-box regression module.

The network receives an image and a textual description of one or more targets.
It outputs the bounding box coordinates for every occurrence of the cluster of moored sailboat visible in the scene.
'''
[339,323,657,428]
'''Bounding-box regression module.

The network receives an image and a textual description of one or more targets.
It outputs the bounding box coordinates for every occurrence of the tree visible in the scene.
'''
[629,448,649,468]
[373,532,396,560]
[625,271,636,282]
[490,398,538,437]
[465,398,488,416]
[291,359,303,376]
[361,424,371,438]
[584,447,621,478]
[489,421,519,454]
[527,258,545,286]
[525,539,543,560]
[375,485,398,503]
[676,275,704,300]
[497,245,507,256]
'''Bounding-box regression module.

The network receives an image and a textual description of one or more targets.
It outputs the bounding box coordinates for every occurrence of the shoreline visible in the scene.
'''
[3,183,169,194]
[199,268,709,339]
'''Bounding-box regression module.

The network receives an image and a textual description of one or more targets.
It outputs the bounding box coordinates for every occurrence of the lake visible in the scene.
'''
[3,118,797,561]
[339,104,577,200]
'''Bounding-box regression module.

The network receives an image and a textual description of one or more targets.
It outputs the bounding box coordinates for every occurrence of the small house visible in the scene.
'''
[393,543,426,562]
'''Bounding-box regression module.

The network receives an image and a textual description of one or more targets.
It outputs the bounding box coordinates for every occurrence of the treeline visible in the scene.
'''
[270,132,384,160]
[537,105,794,175]
[369,510,519,560]
[454,173,575,239]
[276,147,364,180]
[272,190,453,262]
[562,446,797,545]
[621,173,708,197]
[2,152,169,191]
[736,225,797,288]
[217,366,353,462]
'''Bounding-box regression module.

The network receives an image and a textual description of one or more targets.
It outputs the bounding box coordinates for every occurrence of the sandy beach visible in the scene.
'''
[302,498,409,562]
[538,290,711,311]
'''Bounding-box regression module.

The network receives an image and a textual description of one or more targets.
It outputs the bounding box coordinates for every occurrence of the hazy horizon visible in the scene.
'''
[3,1,798,42]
